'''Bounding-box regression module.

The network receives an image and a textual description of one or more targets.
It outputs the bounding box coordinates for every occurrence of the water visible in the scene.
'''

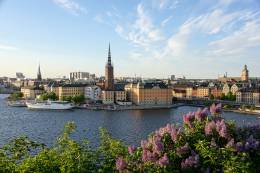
[0,94,260,147]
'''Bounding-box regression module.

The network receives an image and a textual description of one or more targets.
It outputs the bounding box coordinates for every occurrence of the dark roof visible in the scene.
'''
[142,82,168,89]
[114,83,127,91]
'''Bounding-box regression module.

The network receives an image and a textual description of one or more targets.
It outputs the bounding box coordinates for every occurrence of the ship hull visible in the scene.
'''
[26,102,74,110]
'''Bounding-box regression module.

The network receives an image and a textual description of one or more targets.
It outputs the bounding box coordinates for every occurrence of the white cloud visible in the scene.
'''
[53,0,86,15]
[0,44,18,51]
[117,3,163,49]
[155,0,179,10]
[161,15,173,27]
[208,19,260,56]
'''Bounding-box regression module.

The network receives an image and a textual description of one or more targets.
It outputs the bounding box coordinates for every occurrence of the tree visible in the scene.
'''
[209,94,215,100]
[9,92,23,100]
[71,95,85,104]
[39,92,58,101]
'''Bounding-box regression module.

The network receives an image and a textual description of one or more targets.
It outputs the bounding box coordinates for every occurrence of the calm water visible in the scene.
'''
[0,94,260,147]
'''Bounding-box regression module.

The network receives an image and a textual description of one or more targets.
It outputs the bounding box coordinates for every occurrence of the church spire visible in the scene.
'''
[37,63,42,81]
[108,43,111,65]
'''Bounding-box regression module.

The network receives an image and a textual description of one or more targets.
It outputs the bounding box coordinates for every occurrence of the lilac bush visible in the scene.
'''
[115,103,260,173]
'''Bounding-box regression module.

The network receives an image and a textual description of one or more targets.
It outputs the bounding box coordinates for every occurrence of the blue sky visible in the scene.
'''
[0,0,260,79]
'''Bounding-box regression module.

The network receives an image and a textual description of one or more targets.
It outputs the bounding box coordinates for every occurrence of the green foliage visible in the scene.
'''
[61,95,85,104]
[71,95,85,104]
[209,94,214,100]
[9,92,23,100]
[40,92,58,101]
[221,92,236,101]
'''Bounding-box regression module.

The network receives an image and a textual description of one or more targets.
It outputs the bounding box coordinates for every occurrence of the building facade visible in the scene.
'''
[102,90,115,104]
[58,84,85,100]
[84,86,101,101]
[125,81,172,105]
[236,89,260,104]
[21,86,44,99]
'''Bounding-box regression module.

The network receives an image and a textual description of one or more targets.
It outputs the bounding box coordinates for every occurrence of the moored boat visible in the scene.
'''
[26,100,74,110]
[7,100,26,107]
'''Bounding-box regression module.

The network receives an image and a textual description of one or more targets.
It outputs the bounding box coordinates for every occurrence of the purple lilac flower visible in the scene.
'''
[142,149,156,162]
[226,138,235,148]
[157,153,169,166]
[244,135,259,150]
[141,140,149,149]
[153,135,164,154]
[205,121,216,135]
[195,108,208,121]
[116,157,127,171]
[216,119,229,139]
[181,151,200,169]
[183,112,195,129]
[176,143,189,156]
[170,126,181,142]
[210,103,222,115]
[128,146,136,154]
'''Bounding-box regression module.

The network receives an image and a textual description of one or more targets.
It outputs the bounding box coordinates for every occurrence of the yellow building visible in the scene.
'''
[125,82,172,105]
[115,91,126,101]
[21,86,44,99]
[102,90,115,104]
[197,87,210,98]
[58,84,85,100]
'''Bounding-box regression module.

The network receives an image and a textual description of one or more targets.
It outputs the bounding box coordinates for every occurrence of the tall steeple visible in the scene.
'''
[105,43,114,90]
[37,63,42,81]
[108,43,111,65]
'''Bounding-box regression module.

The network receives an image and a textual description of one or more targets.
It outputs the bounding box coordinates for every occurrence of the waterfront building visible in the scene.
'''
[197,87,210,98]
[241,65,249,81]
[230,83,247,95]
[102,90,114,104]
[21,86,44,99]
[210,87,222,99]
[222,83,232,96]
[85,86,101,101]
[58,84,85,100]
[105,44,114,91]
[115,90,126,101]
[125,81,172,105]
[172,89,186,98]
[236,88,260,104]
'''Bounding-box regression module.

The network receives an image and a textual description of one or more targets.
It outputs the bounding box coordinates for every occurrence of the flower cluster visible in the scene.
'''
[115,103,260,173]
[210,103,222,115]
[205,119,229,139]
[181,151,200,169]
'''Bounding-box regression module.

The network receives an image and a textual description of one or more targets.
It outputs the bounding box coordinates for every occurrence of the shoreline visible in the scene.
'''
[223,109,260,116]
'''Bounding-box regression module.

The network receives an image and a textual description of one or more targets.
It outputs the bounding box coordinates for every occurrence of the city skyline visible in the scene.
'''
[0,0,260,78]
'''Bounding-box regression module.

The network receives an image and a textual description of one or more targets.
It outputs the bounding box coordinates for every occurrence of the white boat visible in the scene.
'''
[8,100,26,107]
[26,100,74,110]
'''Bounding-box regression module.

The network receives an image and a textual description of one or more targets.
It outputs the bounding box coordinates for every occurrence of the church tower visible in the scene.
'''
[37,64,42,81]
[241,64,249,81]
[105,43,114,90]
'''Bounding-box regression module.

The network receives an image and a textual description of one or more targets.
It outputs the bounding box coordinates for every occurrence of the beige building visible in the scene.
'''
[222,83,232,96]
[125,82,172,105]
[115,91,126,101]
[197,87,210,98]
[172,89,186,98]
[102,90,115,104]
[236,89,260,104]
[58,84,85,100]
[21,86,44,99]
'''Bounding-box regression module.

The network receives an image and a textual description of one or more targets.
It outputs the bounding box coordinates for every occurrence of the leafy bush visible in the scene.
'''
[39,92,58,101]
[0,104,259,172]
